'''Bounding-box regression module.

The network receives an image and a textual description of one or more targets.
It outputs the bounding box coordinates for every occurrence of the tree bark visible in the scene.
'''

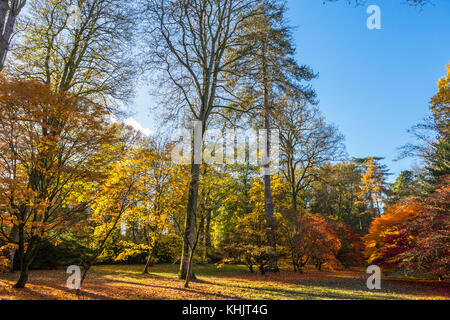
[143,245,156,274]
[184,242,196,288]
[179,162,200,280]
[202,209,211,263]
[261,41,278,272]
[14,231,39,288]
[0,0,26,71]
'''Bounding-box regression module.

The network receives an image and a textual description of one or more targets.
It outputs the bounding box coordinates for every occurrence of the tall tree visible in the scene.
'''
[231,0,317,270]
[142,0,257,284]
[0,0,26,71]
[0,78,111,288]
[74,136,147,294]
[4,0,138,268]
[400,177,449,280]
[8,0,137,104]
[277,99,345,215]
[354,157,390,233]
[400,64,449,196]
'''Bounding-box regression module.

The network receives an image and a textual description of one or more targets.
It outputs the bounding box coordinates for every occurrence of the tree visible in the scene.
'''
[387,170,416,205]
[0,0,26,71]
[218,174,283,275]
[8,0,137,104]
[75,138,146,294]
[0,78,111,288]
[230,0,317,270]
[309,162,365,232]
[277,100,345,215]
[142,0,257,285]
[399,64,449,196]
[363,202,420,271]
[217,229,277,275]
[196,164,230,264]
[280,211,340,273]
[430,64,449,137]
[3,0,138,269]
[401,177,450,280]
[139,142,188,274]
[355,157,389,231]
[328,220,364,268]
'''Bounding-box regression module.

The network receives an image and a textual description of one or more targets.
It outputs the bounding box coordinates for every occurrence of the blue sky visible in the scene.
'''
[129,0,450,182]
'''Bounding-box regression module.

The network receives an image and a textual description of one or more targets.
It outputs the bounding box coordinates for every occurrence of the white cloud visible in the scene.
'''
[123,117,152,137]
[108,115,152,137]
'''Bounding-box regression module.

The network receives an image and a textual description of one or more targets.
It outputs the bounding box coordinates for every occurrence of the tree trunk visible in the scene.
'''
[259,264,266,275]
[179,162,200,280]
[184,242,196,288]
[14,232,39,288]
[291,253,298,272]
[202,221,207,264]
[202,210,211,264]
[143,246,155,274]
[261,41,278,272]
[291,191,300,233]
[0,0,23,71]
[14,263,29,288]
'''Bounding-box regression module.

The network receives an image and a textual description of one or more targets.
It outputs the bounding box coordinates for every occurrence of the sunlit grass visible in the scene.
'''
[88,264,449,300]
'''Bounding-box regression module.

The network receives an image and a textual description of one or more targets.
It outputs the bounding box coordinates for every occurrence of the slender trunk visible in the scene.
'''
[292,191,300,233]
[291,253,298,272]
[14,225,25,288]
[14,233,39,288]
[0,1,10,71]
[259,264,266,275]
[0,1,23,71]
[184,243,196,288]
[184,212,205,288]
[261,41,278,272]
[143,245,156,274]
[205,211,211,248]
[76,205,127,295]
[202,220,207,264]
[179,163,200,280]
[202,209,211,263]
[14,263,29,288]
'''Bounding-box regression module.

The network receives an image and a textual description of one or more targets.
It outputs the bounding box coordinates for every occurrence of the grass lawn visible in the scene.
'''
[0,264,449,300]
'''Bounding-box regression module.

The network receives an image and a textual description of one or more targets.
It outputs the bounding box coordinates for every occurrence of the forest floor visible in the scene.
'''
[0,264,449,300]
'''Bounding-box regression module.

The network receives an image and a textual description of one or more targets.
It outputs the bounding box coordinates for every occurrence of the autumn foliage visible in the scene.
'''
[281,211,359,273]
[363,176,449,279]
[0,78,111,286]
[400,178,450,279]
[363,201,420,270]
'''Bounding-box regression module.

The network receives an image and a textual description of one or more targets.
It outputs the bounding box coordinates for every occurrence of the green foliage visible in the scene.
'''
[387,171,416,205]
[153,234,183,264]
[28,237,93,270]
